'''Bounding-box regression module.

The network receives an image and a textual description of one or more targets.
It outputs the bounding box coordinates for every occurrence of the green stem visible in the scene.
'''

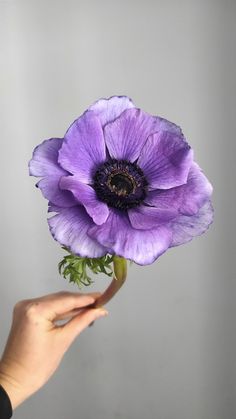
[92,256,127,308]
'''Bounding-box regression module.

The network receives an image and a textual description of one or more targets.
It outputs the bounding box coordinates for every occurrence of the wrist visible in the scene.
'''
[0,383,13,418]
[0,361,27,409]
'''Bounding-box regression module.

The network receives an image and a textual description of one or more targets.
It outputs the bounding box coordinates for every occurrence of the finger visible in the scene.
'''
[62,308,108,342]
[54,308,82,321]
[52,292,102,321]
[34,291,101,304]
[30,292,102,321]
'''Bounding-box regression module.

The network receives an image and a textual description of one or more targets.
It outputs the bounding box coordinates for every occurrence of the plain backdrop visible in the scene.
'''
[0,1,236,418]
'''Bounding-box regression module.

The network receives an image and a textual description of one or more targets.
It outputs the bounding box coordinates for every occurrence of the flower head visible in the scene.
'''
[29,96,213,265]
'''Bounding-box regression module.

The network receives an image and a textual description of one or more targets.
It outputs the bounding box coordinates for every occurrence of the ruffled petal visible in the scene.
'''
[128,204,177,230]
[48,206,107,258]
[138,131,193,189]
[58,111,106,183]
[170,200,214,247]
[154,117,183,136]
[104,108,157,162]
[89,95,135,127]
[29,138,77,207]
[144,162,212,217]
[178,162,213,215]
[48,202,62,213]
[88,209,172,265]
[36,177,77,207]
[60,175,109,225]
[29,138,65,177]
[144,187,183,210]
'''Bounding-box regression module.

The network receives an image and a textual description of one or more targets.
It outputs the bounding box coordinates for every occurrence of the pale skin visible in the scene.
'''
[0,291,108,410]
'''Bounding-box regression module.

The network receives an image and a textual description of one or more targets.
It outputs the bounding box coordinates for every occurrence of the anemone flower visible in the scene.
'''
[29,96,213,307]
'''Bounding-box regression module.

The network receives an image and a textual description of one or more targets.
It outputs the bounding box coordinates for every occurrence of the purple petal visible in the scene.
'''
[48,202,62,213]
[48,206,107,258]
[29,138,77,207]
[154,117,183,136]
[144,187,183,210]
[170,200,214,247]
[60,175,109,225]
[29,138,65,177]
[89,95,135,127]
[179,162,213,215]
[138,131,193,189]
[144,162,212,216]
[36,177,77,208]
[104,108,157,162]
[128,204,177,230]
[88,209,172,265]
[58,111,106,184]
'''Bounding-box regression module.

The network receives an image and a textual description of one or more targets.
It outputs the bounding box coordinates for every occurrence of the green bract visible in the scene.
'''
[58,247,114,288]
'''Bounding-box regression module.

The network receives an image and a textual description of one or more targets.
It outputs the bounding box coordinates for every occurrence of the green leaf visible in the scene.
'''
[58,248,114,288]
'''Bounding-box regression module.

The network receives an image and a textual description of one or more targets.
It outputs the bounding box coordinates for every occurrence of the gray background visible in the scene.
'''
[0,1,235,418]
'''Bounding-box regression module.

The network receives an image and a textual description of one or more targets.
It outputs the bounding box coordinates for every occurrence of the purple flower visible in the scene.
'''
[29,96,213,265]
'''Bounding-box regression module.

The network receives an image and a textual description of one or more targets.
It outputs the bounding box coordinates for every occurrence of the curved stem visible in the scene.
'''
[92,256,127,308]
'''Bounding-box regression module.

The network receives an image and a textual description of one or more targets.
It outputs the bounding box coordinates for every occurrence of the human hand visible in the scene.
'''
[0,291,108,409]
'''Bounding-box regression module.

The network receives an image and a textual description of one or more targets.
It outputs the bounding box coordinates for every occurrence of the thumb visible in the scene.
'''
[63,307,108,342]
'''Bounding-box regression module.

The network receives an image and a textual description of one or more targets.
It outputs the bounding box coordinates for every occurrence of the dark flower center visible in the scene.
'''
[93,159,148,210]
[108,172,135,196]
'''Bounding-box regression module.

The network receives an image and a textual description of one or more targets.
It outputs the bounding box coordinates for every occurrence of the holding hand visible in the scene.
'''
[0,291,108,409]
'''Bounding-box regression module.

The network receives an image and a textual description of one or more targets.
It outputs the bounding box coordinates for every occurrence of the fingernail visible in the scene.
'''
[97,309,108,318]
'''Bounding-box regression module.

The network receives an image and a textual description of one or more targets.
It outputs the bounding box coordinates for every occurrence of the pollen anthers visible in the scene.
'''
[93,159,148,210]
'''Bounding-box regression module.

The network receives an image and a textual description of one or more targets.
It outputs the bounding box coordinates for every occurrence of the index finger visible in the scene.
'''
[29,291,101,321]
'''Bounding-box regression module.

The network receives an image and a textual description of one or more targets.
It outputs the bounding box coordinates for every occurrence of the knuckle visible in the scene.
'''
[23,302,40,319]
[13,299,28,314]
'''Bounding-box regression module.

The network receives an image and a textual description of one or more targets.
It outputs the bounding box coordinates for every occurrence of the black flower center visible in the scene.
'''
[108,172,135,196]
[93,159,148,210]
